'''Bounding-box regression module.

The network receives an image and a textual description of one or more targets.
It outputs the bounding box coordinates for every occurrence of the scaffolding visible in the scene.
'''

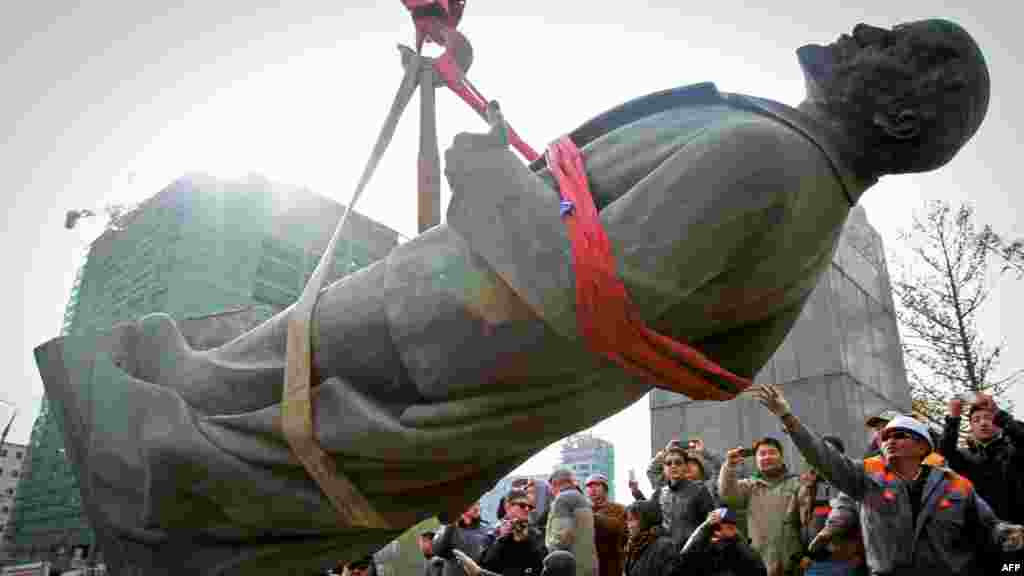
[6,175,400,565]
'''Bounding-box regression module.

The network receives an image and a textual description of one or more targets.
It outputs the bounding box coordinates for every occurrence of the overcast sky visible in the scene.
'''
[2,1,1021,501]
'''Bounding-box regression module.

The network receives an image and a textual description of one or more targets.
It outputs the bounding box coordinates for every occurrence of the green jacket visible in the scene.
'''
[719,465,803,576]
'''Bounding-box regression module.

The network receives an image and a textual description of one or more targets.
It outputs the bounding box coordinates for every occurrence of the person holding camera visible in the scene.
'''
[648,442,717,549]
[434,502,492,576]
[478,488,547,576]
[939,392,1024,571]
[639,438,725,498]
[718,438,803,576]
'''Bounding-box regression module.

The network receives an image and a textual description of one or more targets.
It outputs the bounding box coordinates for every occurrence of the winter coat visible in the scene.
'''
[718,464,803,576]
[652,480,716,548]
[591,501,627,576]
[480,526,547,576]
[674,518,767,576]
[939,409,1024,524]
[624,532,678,576]
[789,419,1016,575]
[545,487,597,576]
[434,518,493,576]
[798,475,840,547]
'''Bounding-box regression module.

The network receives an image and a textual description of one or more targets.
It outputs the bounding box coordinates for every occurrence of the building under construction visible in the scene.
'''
[560,433,616,501]
[7,173,399,567]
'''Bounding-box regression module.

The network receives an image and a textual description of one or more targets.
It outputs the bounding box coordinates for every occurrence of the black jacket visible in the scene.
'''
[480,528,547,576]
[624,535,677,576]
[434,518,493,576]
[674,521,766,576]
[939,409,1024,523]
[652,481,716,547]
[423,557,445,576]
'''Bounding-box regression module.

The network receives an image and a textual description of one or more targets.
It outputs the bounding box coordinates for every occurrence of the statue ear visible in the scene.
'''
[874,109,921,140]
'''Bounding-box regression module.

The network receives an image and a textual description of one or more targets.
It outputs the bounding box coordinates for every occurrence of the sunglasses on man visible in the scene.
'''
[508,501,535,511]
[664,458,687,467]
[881,430,917,441]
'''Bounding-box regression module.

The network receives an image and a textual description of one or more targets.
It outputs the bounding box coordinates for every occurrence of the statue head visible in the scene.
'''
[797,20,989,178]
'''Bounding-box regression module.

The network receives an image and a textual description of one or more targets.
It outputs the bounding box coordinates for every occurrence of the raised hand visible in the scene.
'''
[808,527,834,553]
[453,549,482,576]
[726,447,746,468]
[949,397,963,418]
[751,385,793,417]
[706,509,725,525]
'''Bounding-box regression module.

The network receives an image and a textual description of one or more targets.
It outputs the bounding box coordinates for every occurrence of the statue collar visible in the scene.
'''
[723,91,876,206]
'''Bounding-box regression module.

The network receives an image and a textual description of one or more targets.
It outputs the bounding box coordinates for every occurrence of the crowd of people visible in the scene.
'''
[339,387,1024,576]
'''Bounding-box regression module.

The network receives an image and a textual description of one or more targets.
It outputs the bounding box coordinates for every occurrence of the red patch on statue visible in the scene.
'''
[938,498,953,510]
[882,490,896,503]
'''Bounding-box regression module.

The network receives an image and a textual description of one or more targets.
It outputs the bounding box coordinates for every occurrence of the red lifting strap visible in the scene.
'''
[545,136,752,401]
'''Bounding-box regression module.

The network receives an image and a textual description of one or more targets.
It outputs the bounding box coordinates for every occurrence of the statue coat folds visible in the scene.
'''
[34,83,867,575]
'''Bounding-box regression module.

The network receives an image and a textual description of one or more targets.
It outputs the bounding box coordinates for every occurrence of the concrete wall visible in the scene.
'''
[650,206,910,469]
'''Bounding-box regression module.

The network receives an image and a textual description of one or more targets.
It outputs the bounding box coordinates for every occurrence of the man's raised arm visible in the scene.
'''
[749,385,869,502]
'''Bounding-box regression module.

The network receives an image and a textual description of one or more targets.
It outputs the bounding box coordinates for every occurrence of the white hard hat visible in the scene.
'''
[882,415,934,450]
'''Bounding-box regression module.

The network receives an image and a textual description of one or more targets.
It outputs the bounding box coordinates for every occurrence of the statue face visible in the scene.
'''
[798,20,989,177]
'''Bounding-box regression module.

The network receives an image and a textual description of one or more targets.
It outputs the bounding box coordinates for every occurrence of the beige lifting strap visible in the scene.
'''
[281,49,428,529]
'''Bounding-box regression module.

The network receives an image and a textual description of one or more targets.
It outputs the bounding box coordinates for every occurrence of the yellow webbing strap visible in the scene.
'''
[281,49,424,529]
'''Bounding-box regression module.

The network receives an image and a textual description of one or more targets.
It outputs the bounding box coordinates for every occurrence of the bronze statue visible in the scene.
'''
[34,20,988,575]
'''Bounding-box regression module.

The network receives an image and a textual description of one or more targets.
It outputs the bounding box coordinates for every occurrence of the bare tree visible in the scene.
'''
[979,228,1024,279]
[890,200,1021,428]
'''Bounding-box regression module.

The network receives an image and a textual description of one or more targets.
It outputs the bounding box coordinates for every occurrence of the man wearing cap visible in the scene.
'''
[674,508,767,576]
[546,467,596,576]
[753,384,1024,575]
[585,473,626,576]
[939,393,1024,570]
[651,442,716,549]
[864,410,901,458]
